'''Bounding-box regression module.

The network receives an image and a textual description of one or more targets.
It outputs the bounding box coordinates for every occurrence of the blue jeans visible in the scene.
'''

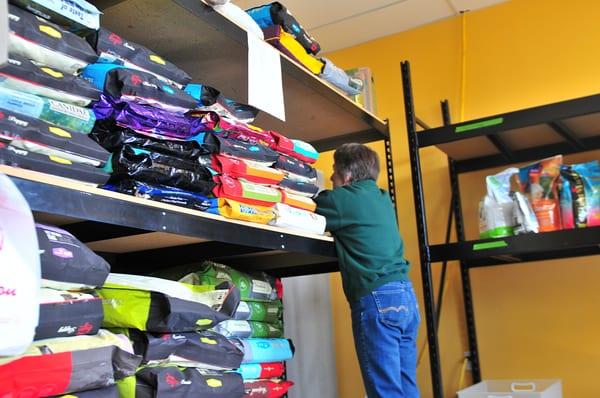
[351,281,421,398]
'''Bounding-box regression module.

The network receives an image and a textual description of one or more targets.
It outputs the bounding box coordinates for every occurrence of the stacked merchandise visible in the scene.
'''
[0,4,111,183]
[97,272,245,397]
[478,155,599,238]
[180,261,294,398]
[81,29,222,212]
[0,223,142,396]
[243,1,364,97]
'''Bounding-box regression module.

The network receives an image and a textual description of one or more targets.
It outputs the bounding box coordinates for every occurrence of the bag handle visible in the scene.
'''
[511,382,536,392]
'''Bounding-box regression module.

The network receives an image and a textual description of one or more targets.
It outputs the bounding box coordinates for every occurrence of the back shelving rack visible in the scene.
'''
[401,60,600,398]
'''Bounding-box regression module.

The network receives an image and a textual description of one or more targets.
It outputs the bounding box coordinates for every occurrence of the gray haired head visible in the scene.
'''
[333,143,380,183]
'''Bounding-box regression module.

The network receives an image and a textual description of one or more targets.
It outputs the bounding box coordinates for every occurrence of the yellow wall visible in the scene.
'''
[316,0,600,397]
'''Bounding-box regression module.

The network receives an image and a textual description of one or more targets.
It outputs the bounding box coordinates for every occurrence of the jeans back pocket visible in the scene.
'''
[372,288,411,328]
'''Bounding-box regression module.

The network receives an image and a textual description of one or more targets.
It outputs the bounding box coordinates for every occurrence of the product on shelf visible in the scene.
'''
[212,1,265,40]
[185,83,259,124]
[510,191,539,235]
[86,28,191,87]
[0,110,110,167]
[36,288,103,340]
[93,95,207,140]
[106,145,215,195]
[563,160,600,227]
[10,0,101,34]
[236,362,285,380]
[243,378,294,398]
[478,167,519,239]
[246,2,320,55]
[0,174,40,357]
[217,198,276,224]
[268,131,318,164]
[130,330,244,369]
[56,384,120,398]
[269,203,326,234]
[103,179,219,213]
[213,175,282,207]
[0,86,96,134]
[319,57,364,96]
[91,120,212,161]
[204,133,280,163]
[262,25,324,75]
[274,153,317,182]
[233,300,282,323]
[135,366,245,398]
[559,167,576,229]
[0,143,110,184]
[36,223,111,290]
[281,191,316,212]
[0,330,141,397]
[213,155,284,185]
[278,176,319,197]
[8,5,98,74]
[214,320,283,338]
[180,261,280,302]
[233,338,294,364]
[189,111,275,147]
[0,54,101,106]
[518,155,562,233]
[98,273,240,332]
[82,64,197,113]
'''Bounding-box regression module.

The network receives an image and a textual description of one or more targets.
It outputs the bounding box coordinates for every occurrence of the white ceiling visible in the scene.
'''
[234,0,508,52]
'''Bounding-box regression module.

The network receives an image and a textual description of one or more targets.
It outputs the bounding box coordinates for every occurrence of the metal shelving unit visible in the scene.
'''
[401,60,600,398]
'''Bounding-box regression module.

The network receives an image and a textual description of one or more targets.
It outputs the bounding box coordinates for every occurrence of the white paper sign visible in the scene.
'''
[247,33,286,121]
[0,173,40,356]
[0,0,7,65]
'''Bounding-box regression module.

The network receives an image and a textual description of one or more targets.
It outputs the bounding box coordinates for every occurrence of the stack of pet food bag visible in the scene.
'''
[177,261,295,398]
[0,3,111,183]
[479,155,599,239]
[0,223,141,397]
[1,0,328,235]
[242,1,364,97]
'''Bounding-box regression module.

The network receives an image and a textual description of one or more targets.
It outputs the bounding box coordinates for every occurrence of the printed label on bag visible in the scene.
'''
[49,100,90,121]
[252,280,272,295]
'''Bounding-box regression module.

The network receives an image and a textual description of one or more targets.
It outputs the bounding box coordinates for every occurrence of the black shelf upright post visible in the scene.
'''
[401,61,444,398]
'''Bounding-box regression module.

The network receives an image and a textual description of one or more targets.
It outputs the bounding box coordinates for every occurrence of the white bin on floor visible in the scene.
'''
[457,379,562,398]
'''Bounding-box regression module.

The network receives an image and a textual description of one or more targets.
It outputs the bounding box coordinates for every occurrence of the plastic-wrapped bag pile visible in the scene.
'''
[178,261,294,398]
[478,156,599,238]
[0,3,111,184]
[0,223,145,397]
[243,1,363,96]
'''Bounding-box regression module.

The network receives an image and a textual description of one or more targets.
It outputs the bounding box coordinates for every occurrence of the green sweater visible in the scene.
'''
[315,179,410,303]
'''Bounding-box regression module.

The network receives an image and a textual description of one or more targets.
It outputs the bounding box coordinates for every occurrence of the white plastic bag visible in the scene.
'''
[0,173,40,356]
[478,167,518,239]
